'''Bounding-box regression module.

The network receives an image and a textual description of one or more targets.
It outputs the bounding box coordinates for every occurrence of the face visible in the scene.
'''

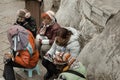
[17,16,25,22]
[42,16,52,25]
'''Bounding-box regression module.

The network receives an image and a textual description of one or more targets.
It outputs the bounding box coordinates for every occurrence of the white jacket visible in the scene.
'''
[46,27,80,60]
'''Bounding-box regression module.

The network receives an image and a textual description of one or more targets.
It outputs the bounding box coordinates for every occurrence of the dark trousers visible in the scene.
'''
[42,58,60,77]
[3,61,25,80]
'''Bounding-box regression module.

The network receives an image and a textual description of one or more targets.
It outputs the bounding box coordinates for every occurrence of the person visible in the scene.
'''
[14,9,37,38]
[42,27,80,80]
[2,25,39,80]
[35,10,61,58]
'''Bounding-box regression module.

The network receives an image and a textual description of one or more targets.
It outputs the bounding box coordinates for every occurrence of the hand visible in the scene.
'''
[54,54,63,62]
[4,53,13,59]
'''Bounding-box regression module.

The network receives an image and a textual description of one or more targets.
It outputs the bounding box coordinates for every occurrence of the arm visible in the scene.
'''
[44,40,57,62]
[68,41,80,58]
[47,40,57,56]
[37,23,44,34]
[41,29,58,45]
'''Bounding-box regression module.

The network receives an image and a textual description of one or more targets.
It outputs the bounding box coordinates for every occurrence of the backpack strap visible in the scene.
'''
[64,70,86,79]
[26,43,33,57]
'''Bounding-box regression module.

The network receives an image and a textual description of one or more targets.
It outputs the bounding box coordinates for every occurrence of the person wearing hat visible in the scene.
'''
[14,9,37,38]
[42,27,80,80]
[35,10,61,59]
[2,25,39,80]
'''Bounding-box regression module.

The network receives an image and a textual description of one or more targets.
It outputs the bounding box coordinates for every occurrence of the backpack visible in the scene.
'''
[7,25,35,56]
[56,61,87,80]
[7,25,29,51]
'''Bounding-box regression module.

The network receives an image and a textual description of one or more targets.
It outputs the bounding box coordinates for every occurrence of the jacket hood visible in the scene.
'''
[65,27,79,44]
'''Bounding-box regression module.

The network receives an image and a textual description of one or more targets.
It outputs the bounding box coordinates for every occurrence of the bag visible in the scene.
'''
[5,25,34,64]
[7,25,29,51]
[56,61,87,80]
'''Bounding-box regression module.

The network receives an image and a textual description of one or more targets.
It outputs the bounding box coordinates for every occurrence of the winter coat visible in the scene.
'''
[14,30,39,68]
[16,16,37,38]
[38,22,61,45]
[46,27,80,62]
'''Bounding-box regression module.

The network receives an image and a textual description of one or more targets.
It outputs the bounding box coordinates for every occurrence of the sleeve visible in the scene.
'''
[47,40,57,56]
[37,23,44,34]
[42,39,49,44]
[69,41,80,58]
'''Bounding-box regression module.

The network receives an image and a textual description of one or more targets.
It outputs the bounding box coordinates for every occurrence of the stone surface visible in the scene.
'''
[81,0,91,18]
[56,0,81,28]
[43,0,53,11]
[92,6,103,16]
[44,0,61,12]
[79,17,99,43]
[78,11,120,80]
[87,0,120,14]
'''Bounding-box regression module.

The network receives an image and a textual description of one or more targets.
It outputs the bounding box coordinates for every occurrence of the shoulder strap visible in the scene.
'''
[26,43,33,57]
[64,70,86,79]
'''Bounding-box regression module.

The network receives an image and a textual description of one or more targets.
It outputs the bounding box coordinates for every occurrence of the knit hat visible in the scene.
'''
[17,9,26,17]
[46,10,55,22]
[17,9,31,18]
